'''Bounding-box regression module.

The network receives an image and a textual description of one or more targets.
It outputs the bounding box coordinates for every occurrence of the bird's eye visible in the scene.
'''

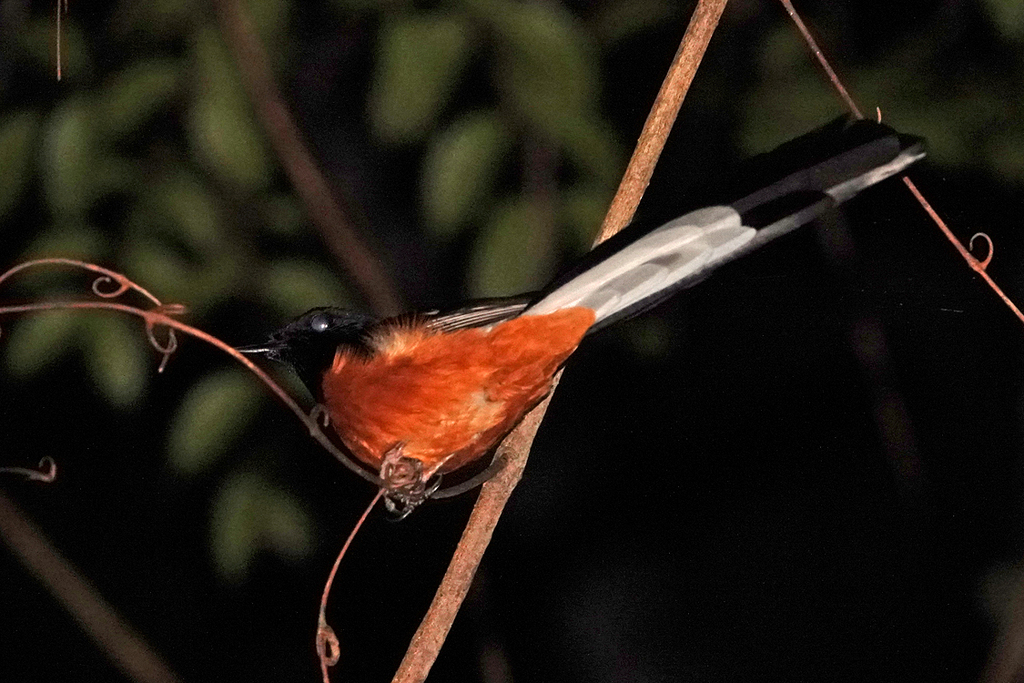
[309,314,330,333]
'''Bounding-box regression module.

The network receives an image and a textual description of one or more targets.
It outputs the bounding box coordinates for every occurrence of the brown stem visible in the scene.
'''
[595,0,731,244]
[777,0,862,119]
[0,492,184,683]
[902,178,1024,325]
[211,0,402,316]
[390,2,731,681]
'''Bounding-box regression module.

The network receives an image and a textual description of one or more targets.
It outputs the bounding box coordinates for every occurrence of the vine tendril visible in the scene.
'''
[0,457,57,483]
[969,232,994,270]
[0,259,384,489]
[0,259,182,370]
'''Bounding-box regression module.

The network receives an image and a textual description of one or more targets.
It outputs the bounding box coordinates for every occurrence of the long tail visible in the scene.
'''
[526,117,925,331]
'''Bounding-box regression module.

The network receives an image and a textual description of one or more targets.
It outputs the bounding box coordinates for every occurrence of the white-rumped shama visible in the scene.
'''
[241,117,925,516]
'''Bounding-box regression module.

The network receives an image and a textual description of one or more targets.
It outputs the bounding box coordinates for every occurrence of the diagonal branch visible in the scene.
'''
[212,0,402,316]
[0,492,184,683]
[390,2,732,681]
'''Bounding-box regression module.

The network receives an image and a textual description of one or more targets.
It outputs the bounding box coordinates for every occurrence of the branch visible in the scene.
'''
[211,0,403,316]
[596,0,730,244]
[0,492,184,683]
[391,2,732,681]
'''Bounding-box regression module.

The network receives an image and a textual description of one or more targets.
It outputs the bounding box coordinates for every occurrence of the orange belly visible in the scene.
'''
[321,307,595,475]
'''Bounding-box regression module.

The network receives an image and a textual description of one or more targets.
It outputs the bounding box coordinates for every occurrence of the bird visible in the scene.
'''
[241,117,925,517]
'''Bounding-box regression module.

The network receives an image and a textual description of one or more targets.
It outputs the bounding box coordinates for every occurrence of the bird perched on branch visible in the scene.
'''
[241,117,925,517]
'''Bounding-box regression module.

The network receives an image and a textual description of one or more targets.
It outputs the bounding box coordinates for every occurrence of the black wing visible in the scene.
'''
[417,295,535,332]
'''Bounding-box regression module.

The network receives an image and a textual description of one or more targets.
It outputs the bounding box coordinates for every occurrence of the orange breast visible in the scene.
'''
[321,307,596,475]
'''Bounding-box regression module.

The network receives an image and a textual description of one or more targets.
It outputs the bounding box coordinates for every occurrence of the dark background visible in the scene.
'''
[2,1,1023,681]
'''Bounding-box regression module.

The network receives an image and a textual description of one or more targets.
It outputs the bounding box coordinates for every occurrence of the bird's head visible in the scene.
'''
[238,307,376,395]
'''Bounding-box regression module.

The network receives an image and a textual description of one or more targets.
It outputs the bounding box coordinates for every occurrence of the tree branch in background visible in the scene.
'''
[391,2,732,681]
[212,0,403,316]
[0,492,184,683]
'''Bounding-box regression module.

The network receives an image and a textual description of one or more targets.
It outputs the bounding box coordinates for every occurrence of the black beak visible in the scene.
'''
[235,341,282,358]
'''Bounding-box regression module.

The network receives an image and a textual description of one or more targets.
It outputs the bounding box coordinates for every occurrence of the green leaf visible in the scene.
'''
[0,110,41,220]
[97,59,182,141]
[245,0,292,59]
[187,28,272,193]
[169,369,264,474]
[468,197,556,298]
[369,12,475,143]
[739,28,842,155]
[82,316,148,408]
[114,0,200,38]
[482,2,599,129]
[984,0,1024,39]
[40,99,135,216]
[211,471,313,581]
[986,127,1024,182]
[145,172,225,254]
[332,0,411,11]
[2,311,84,378]
[41,98,97,217]
[262,260,351,317]
[421,111,511,236]
[260,194,305,235]
[120,235,240,312]
[123,172,242,310]
[11,226,109,297]
[120,238,202,304]
[473,2,618,181]
[549,114,622,186]
[757,25,816,79]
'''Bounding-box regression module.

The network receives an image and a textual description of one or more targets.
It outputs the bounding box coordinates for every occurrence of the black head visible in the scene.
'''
[238,307,377,395]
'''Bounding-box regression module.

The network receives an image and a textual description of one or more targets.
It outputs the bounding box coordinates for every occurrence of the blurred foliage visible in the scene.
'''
[0,110,40,219]
[369,12,475,143]
[211,470,313,581]
[468,196,556,296]
[421,111,511,236]
[984,0,1024,39]
[3,310,86,378]
[188,26,273,192]
[367,0,628,297]
[740,16,1024,183]
[1,0,1022,585]
[169,368,265,474]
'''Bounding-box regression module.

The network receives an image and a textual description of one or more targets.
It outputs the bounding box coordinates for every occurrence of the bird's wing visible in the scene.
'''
[419,295,535,332]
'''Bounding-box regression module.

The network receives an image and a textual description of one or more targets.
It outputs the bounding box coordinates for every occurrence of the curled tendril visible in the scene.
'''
[145,304,186,373]
[316,489,382,683]
[0,259,187,374]
[969,232,994,270]
[0,258,386,492]
[317,620,341,667]
[0,457,57,483]
[92,275,131,298]
[310,404,331,429]
[0,258,164,305]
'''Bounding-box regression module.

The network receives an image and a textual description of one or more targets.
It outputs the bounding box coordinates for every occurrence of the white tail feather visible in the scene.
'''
[526,206,756,323]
